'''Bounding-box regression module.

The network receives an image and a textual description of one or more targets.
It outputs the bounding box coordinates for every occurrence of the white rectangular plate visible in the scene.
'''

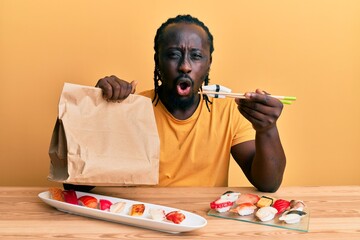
[39,191,207,233]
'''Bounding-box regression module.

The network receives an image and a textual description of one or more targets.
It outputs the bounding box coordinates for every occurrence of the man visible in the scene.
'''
[95,15,286,192]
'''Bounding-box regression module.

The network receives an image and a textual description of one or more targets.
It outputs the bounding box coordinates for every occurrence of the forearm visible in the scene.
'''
[250,126,286,192]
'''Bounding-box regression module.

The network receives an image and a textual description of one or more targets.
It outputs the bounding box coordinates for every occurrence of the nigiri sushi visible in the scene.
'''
[279,210,307,224]
[99,199,112,211]
[78,195,98,209]
[62,190,78,205]
[220,191,240,203]
[49,187,64,202]
[236,193,260,205]
[255,206,278,222]
[272,199,290,214]
[289,200,306,211]
[256,196,275,208]
[230,202,257,216]
[210,198,234,212]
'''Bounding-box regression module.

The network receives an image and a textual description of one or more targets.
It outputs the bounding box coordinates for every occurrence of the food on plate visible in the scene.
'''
[149,208,166,221]
[99,199,112,211]
[256,196,275,208]
[165,211,186,224]
[78,195,98,209]
[289,200,306,211]
[279,210,307,224]
[49,187,64,202]
[230,202,257,216]
[110,202,126,213]
[272,199,290,214]
[130,204,145,216]
[62,190,78,205]
[220,191,240,203]
[235,193,260,205]
[255,206,278,222]
[210,198,234,212]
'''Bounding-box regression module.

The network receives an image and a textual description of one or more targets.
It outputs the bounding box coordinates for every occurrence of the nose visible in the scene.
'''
[178,57,192,74]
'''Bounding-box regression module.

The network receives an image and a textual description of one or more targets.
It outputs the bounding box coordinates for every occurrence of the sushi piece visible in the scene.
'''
[220,191,240,203]
[256,196,275,208]
[49,187,64,202]
[165,211,186,224]
[149,208,166,221]
[62,190,78,205]
[272,199,290,214]
[130,204,145,216]
[109,202,126,213]
[210,198,234,212]
[78,195,98,209]
[99,199,112,211]
[289,200,306,211]
[279,210,307,224]
[235,193,260,205]
[230,202,257,216]
[255,206,278,222]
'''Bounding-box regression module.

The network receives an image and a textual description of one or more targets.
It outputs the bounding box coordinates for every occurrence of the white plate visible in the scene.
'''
[38,191,207,233]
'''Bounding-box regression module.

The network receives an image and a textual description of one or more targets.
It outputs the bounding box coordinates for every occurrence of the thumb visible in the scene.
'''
[130,80,138,94]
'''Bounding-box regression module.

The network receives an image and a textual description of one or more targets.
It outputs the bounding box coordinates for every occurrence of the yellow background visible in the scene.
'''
[1,0,359,187]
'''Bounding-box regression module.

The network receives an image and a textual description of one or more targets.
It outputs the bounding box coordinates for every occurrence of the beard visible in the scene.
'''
[158,84,198,111]
[168,92,196,110]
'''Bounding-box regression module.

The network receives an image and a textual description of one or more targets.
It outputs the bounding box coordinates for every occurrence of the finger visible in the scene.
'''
[96,77,114,100]
[106,76,122,101]
[117,81,133,99]
[131,80,138,94]
[238,104,277,131]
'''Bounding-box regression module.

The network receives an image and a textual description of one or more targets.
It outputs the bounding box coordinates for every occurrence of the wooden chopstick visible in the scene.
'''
[199,91,296,104]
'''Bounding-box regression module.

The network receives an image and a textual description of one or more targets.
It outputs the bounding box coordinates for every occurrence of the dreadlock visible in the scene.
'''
[153,14,214,111]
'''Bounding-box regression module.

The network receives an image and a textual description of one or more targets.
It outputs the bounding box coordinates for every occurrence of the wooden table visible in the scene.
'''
[0,186,359,239]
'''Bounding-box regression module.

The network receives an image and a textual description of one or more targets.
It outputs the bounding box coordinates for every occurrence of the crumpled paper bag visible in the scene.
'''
[48,83,159,186]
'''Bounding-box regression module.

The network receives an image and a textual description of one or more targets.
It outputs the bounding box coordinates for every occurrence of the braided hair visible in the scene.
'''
[153,14,214,111]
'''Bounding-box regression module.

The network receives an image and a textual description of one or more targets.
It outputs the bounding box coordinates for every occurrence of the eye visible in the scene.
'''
[167,51,182,59]
[191,52,203,60]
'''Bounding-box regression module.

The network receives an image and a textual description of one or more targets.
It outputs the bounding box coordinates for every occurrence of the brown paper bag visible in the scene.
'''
[48,83,159,186]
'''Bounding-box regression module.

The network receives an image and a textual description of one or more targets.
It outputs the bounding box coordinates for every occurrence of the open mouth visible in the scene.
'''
[176,78,192,96]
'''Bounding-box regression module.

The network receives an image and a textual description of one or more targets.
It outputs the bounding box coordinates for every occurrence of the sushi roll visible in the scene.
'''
[255,206,278,222]
[165,211,186,224]
[149,208,166,221]
[110,202,126,213]
[230,202,257,216]
[210,198,234,212]
[130,204,145,216]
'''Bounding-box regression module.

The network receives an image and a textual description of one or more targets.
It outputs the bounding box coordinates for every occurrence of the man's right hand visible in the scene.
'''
[96,75,137,101]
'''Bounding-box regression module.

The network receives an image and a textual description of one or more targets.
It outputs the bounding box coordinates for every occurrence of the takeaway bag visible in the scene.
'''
[48,83,159,186]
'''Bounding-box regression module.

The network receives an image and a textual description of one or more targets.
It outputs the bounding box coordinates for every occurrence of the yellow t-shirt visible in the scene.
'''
[139,90,255,187]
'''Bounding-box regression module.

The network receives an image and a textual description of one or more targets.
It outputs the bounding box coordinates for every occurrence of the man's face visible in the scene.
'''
[157,23,212,107]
